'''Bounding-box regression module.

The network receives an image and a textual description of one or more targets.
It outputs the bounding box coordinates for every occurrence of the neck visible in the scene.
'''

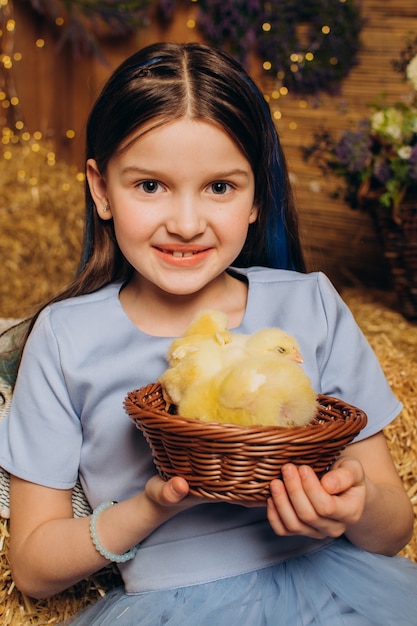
[120,271,248,336]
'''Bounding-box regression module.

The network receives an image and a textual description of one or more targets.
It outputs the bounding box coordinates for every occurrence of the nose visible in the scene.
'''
[165,194,206,239]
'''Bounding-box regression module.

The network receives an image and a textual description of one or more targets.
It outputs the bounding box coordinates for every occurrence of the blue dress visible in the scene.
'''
[1,268,416,625]
[62,538,417,625]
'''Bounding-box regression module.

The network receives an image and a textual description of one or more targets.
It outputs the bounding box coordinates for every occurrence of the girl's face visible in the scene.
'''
[87,118,257,299]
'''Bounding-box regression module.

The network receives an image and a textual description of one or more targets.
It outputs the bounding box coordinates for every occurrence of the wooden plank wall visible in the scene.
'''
[274,0,417,288]
[3,0,417,289]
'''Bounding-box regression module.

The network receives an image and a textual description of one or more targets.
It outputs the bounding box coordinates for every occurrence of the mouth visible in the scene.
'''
[155,246,209,258]
[171,250,199,258]
[153,245,212,267]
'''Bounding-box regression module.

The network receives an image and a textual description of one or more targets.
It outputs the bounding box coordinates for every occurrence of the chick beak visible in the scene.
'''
[289,351,304,363]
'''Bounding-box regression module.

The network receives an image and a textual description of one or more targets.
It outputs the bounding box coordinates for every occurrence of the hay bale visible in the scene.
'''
[0,138,85,319]
[343,288,417,563]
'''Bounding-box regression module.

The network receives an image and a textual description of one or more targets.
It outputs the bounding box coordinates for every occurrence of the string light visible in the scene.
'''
[0,0,360,156]
[0,0,80,183]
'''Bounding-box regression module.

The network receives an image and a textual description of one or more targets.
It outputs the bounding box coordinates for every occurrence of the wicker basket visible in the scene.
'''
[124,383,368,501]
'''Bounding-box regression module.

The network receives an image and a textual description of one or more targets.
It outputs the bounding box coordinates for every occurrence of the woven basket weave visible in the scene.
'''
[124,383,368,501]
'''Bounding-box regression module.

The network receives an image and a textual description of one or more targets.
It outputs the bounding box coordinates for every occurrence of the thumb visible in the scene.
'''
[160,476,190,505]
[145,474,190,506]
[321,456,364,495]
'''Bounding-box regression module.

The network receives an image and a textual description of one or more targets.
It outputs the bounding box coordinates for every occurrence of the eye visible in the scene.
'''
[209,181,232,195]
[138,180,162,194]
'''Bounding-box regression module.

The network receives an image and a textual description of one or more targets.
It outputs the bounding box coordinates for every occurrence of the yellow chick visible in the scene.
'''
[159,310,318,427]
[159,310,233,405]
[243,327,304,363]
[178,355,317,427]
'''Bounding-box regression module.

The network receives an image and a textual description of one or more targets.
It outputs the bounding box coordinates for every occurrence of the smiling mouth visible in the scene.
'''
[172,250,197,258]
[158,248,206,258]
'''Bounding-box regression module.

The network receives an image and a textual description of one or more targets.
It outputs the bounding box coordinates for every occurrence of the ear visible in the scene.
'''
[249,204,259,224]
[86,158,113,220]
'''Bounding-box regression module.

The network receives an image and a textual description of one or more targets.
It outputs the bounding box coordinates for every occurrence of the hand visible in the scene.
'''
[144,474,216,515]
[145,474,268,509]
[266,457,367,539]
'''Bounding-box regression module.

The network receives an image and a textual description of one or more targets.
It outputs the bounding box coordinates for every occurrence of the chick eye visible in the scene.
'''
[209,181,231,195]
[276,347,286,354]
[139,180,161,194]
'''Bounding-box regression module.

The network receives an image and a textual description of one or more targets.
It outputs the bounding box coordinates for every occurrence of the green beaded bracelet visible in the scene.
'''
[89,501,138,563]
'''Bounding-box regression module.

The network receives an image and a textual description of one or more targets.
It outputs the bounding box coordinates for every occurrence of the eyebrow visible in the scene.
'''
[119,166,251,179]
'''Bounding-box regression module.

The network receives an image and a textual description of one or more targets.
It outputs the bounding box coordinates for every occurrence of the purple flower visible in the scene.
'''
[334,125,372,173]
[196,0,263,64]
[409,144,417,181]
[373,161,391,185]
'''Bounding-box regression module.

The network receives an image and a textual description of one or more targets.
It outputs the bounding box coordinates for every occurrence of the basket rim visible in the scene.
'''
[124,383,368,439]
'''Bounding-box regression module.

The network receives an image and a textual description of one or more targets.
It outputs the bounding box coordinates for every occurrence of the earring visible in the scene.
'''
[102,202,110,213]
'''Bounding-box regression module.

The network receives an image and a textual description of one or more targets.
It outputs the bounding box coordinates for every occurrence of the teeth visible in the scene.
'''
[172,251,195,258]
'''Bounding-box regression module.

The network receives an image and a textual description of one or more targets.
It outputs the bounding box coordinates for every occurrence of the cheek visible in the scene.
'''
[112,213,146,246]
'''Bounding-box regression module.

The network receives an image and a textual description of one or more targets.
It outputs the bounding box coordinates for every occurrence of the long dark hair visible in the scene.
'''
[41,42,306,310]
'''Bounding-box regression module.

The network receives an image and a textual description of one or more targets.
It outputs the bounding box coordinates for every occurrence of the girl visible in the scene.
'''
[1,42,416,625]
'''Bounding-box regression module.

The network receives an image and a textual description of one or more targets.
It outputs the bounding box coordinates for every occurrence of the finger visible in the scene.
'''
[278,466,349,536]
[297,465,341,518]
[161,476,190,504]
[301,465,365,527]
[280,464,325,520]
[146,475,190,506]
[321,458,364,496]
[268,477,326,538]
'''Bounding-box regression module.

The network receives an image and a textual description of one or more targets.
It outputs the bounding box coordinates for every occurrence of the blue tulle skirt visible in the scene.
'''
[62,538,417,626]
